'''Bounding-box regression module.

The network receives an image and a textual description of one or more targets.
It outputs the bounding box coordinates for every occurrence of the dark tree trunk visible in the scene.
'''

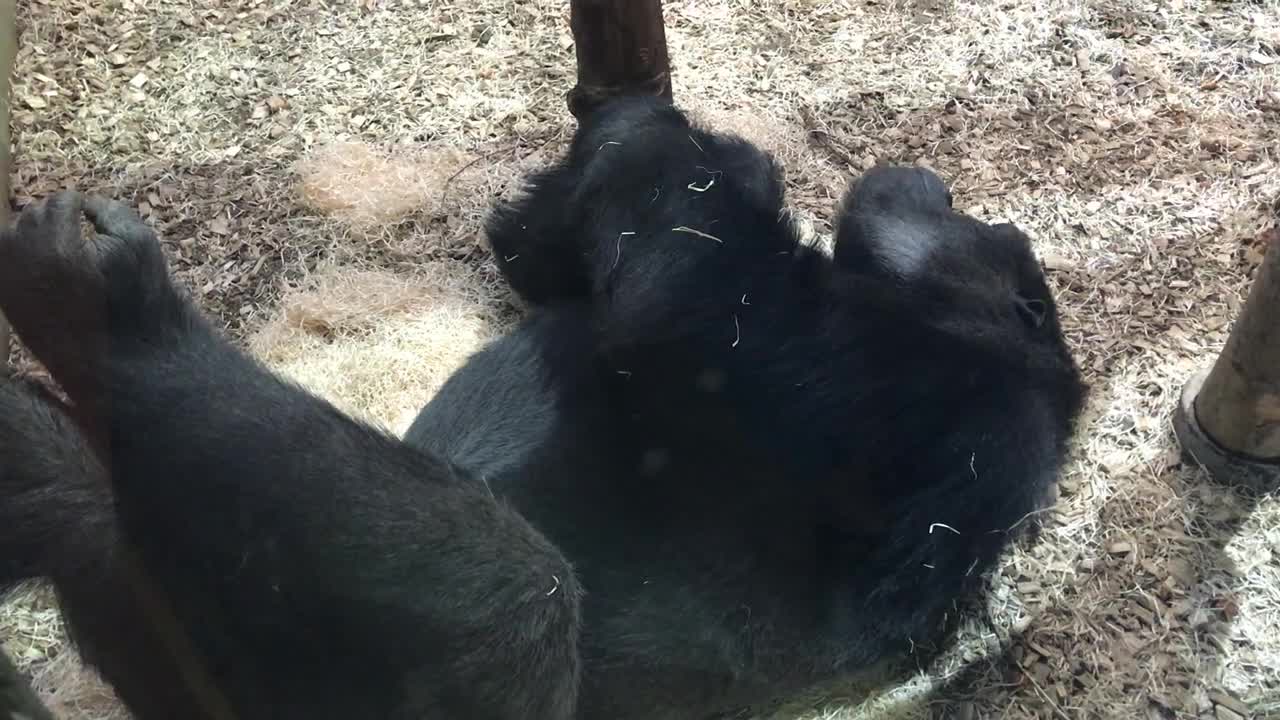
[567,0,673,120]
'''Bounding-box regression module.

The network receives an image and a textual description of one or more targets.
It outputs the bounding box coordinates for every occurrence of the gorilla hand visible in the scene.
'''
[0,192,196,403]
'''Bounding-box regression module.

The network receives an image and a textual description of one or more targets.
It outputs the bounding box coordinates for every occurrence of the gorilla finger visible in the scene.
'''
[44,190,88,219]
[83,196,153,243]
[92,229,171,292]
[15,192,80,235]
[91,232,129,263]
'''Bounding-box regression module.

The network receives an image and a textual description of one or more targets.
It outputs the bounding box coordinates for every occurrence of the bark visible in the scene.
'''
[1195,228,1280,459]
[567,0,672,120]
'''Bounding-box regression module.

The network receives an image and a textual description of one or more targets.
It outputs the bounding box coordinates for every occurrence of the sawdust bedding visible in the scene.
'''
[3,0,1279,718]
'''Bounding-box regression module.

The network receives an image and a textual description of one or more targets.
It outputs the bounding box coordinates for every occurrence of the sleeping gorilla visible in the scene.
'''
[0,96,1084,719]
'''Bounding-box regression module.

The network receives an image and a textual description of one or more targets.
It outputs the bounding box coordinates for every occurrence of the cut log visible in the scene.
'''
[567,0,672,120]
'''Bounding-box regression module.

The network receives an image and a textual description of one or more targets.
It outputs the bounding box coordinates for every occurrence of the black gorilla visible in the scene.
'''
[0,97,1084,720]
[409,97,1086,716]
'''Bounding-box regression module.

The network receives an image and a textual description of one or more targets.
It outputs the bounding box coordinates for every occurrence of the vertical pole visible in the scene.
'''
[1175,228,1280,491]
[0,0,14,365]
[0,7,49,720]
[567,0,673,121]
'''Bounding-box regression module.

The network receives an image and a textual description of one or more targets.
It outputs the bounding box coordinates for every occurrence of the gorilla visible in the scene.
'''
[0,96,1084,720]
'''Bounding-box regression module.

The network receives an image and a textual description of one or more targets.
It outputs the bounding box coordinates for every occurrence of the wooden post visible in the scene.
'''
[0,8,49,720]
[1175,227,1280,491]
[0,0,14,363]
[567,0,673,121]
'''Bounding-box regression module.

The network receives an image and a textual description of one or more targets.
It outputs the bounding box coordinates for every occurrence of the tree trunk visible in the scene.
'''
[1194,229,1280,460]
[567,0,672,120]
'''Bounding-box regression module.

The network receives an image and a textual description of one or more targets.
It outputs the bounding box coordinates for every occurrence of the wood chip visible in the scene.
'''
[1164,558,1196,586]
[208,217,231,235]
[1042,253,1077,272]
[1108,541,1134,556]
[1214,705,1244,720]
[1209,692,1250,717]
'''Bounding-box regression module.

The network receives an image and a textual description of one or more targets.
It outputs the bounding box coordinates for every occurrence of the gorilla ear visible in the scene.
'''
[988,222,1033,249]
[846,166,953,214]
[833,212,937,281]
[831,167,951,281]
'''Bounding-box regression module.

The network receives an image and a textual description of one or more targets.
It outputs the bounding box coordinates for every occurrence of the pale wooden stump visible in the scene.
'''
[1175,227,1280,491]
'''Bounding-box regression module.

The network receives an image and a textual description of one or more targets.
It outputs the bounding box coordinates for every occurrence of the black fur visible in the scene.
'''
[0,194,582,720]
[0,97,1084,720]
[0,377,222,717]
[452,96,1087,715]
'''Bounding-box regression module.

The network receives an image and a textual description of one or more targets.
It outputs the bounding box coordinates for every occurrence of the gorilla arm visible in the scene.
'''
[0,193,581,719]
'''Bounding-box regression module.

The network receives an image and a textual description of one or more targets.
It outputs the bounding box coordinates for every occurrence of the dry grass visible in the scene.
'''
[294,140,479,231]
[249,259,514,435]
[4,0,1280,718]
